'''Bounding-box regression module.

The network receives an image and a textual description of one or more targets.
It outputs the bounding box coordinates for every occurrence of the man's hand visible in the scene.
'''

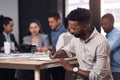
[49,51,57,59]
[49,50,68,59]
[59,58,73,72]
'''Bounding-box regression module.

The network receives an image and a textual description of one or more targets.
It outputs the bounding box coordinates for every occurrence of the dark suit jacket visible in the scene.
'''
[0,32,19,51]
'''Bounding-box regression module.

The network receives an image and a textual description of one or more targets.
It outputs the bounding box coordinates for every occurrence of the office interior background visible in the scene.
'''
[0,0,120,43]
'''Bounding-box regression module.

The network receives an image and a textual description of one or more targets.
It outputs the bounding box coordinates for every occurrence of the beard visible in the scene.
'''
[74,33,82,38]
[73,31,84,38]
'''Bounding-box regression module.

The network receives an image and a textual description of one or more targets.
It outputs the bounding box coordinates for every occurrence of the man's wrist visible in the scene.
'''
[72,67,79,73]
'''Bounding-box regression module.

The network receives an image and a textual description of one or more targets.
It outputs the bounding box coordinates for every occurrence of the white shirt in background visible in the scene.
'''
[56,31,73,51]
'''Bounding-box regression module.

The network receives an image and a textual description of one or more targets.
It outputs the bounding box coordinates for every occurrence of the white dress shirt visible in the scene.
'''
[56,31,73,51]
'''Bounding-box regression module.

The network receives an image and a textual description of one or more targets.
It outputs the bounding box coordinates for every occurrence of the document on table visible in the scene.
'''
[10,53,32,57]
[28,56,77,61]
[0,53,13,60]
[28,57,51,61]
[0,56,13,60]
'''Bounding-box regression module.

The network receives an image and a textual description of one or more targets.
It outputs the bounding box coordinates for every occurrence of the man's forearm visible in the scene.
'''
[76,69,90,78]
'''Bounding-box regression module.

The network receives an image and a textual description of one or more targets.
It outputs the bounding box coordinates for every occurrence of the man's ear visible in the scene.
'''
[57,19,61,24]
[83,24,87,30]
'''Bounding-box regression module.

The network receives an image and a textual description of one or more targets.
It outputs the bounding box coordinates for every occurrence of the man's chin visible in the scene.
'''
[74,35,81,38]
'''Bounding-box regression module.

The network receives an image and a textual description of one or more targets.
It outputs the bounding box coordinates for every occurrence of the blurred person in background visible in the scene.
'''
[56,17,74,51]
[0,15,19,80]
[23,19,50,52]
[101,13,120,80]
[0,15,19,52]
[47,12,67,80]
[18,19,51,80]
[56,17,74,80]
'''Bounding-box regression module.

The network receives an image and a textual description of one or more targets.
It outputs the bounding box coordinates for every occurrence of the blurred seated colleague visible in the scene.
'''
[48,12,67,80]
[50,8,113,80]
[0,15,19,52]
[56,18,74,80]
[48,12,67,52]
[0,15,19,80]
[23,19,50,52]
[101,13,120,80]
[18,19,51,80]
[56,18,74,51]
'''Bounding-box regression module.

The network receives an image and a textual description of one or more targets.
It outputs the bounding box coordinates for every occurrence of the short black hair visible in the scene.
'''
[63,17,68,29]
[101,13,114,23]
[48,12,60,20]
[67,8,92,24]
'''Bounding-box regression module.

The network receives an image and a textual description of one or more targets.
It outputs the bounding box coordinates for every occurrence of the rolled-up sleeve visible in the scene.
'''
[89,43,112,80]
[62,38,76,57]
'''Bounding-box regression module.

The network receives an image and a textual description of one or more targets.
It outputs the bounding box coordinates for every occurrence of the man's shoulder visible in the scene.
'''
[114,28,120,35]
[110,28,120,35]
[97,33,109,46]
[59,24,67,32]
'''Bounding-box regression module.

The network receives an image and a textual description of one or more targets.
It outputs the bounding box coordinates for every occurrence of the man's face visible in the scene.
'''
[101,18,113,33]
[48,17,60,30]
[68,20,84,38]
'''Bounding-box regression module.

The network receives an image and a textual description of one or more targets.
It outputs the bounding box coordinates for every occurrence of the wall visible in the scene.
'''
[0,0,19,43]
[19,0,59,43]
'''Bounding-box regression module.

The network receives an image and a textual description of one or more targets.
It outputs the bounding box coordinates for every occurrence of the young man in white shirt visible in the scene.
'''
[50,8,113,80]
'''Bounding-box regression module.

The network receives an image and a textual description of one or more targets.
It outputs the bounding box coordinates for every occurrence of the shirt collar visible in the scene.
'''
[83,28,98,43]
[3,31,10,36]
[55,24,63,31]
[3,31,11,42]
[107,28,115,37]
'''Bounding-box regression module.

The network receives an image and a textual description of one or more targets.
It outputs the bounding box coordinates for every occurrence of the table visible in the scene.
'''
[0,54,78,80]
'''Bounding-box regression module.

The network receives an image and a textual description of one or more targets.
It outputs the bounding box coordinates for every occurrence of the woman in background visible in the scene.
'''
[0,15,19,80]
[0,15,19,52]
[19,19,51,80]
[23,19,50,52]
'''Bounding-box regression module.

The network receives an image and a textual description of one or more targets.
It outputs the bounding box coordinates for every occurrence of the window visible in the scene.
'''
[65,0,89,16]
[101,0,120,35]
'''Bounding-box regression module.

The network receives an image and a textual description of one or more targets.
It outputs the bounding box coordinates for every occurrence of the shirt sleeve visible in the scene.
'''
[62,37,76,57]
[56,33,64,51]
[89,42,111,80]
